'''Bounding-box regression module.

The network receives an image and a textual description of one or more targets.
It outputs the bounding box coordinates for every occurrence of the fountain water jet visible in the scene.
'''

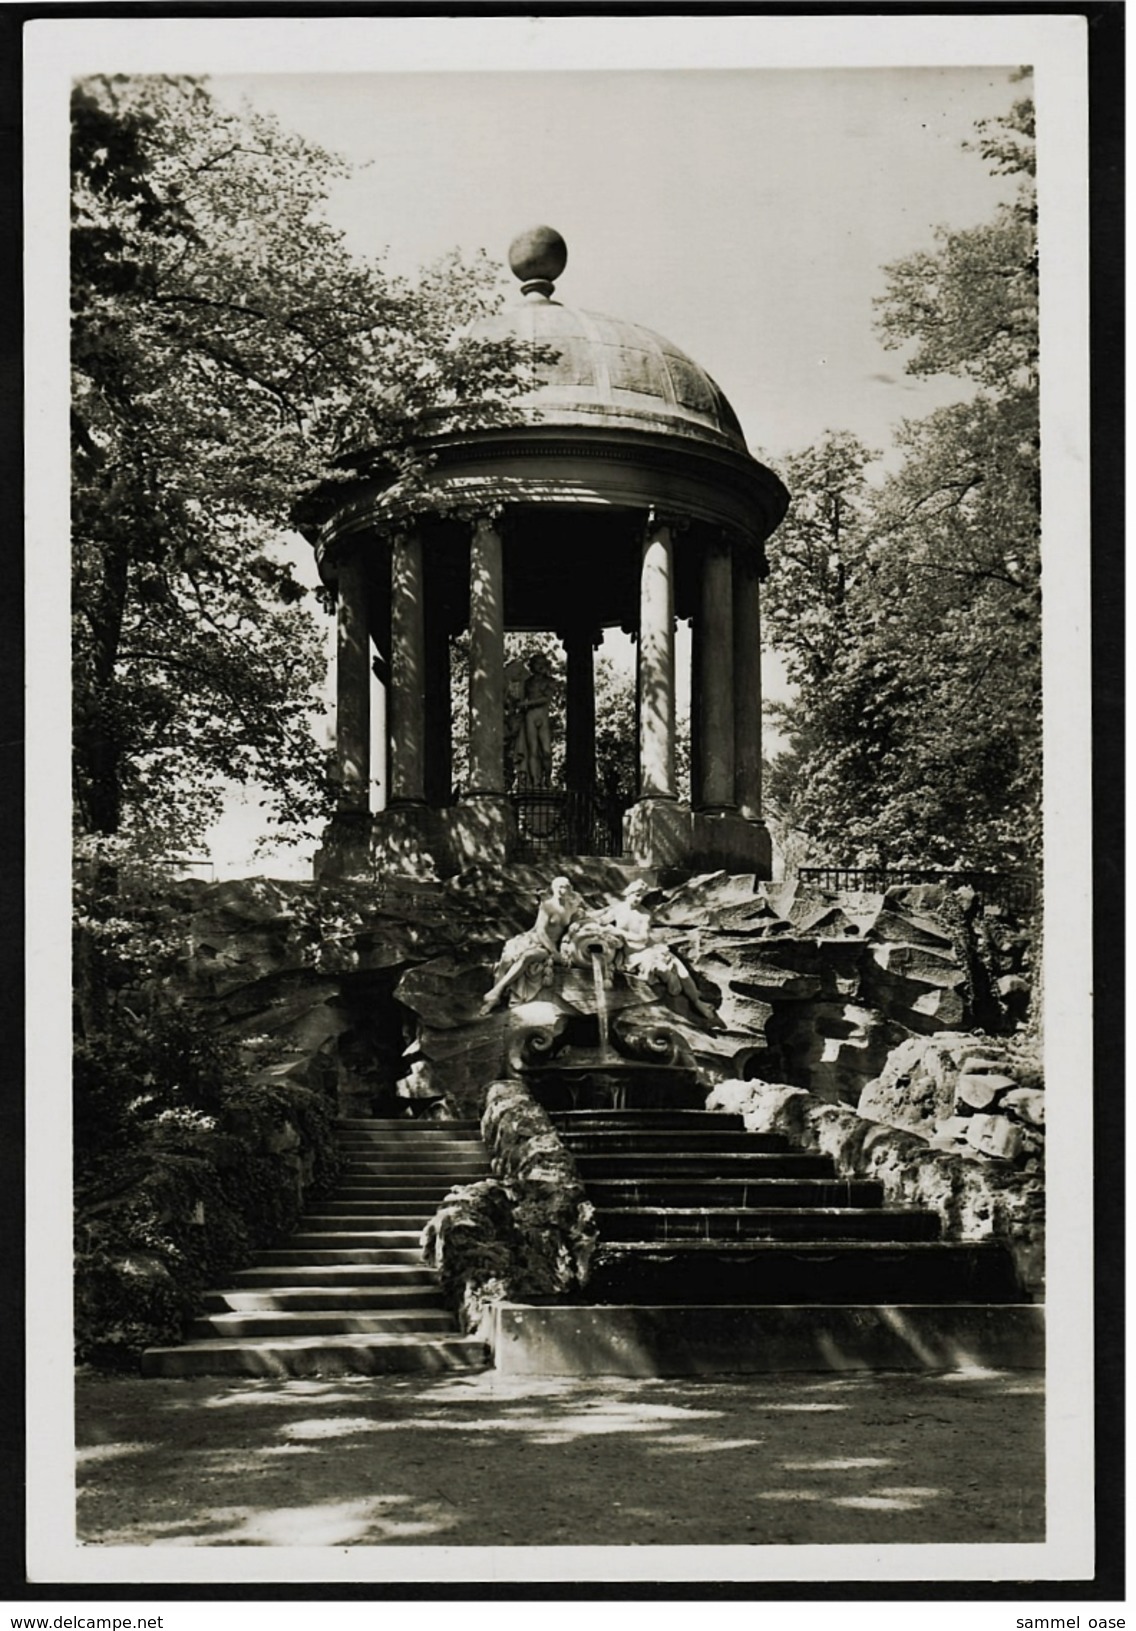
[591,948,612,1062]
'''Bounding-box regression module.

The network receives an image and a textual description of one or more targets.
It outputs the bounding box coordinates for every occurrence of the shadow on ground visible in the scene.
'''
[76,1368,1044,1548]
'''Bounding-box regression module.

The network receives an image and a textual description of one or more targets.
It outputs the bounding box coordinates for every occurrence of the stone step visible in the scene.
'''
[487,1301,1046,1376]
[190,1309,457,1338]
[572,1151,837,1179]
[340,1160,490,1174]
[341,1146,489,1159]
[332,1135,482,1148]
[140,1124,489,1382]
[332,1128,482,1141]
[332,1139,481,1150]
[228,1264,440,1286]
[584,1177,886,1208]
[587,1240,1026,1305]
[336,1146,484,1161]
[552,1110,745,1132]
[329,1198,464,1213]
[594,1206,942,1243]
[332,1187,479,1200]
[337,1132,485,1146]
[202,1285,448,1312]
[335,1174,481,1187]
[321,1193,440,1207]
[249,1248,432,1268]
[560,1130,791,1154]
[334,1183,459,1198]
[301,1210,434,1225]
[337,1153,483,1166]
[274,1232,427,1251]
[336,1119,481,1131]
[141,1333,490,1378]
[338,1172,488,1185]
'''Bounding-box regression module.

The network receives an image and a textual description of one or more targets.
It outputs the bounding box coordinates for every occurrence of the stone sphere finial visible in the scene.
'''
[508,225,567,300]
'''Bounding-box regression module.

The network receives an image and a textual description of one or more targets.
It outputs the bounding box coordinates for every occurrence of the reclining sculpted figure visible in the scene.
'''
[479,876,583,1013]
[595,880,725,1028]
[479,876,722,1030]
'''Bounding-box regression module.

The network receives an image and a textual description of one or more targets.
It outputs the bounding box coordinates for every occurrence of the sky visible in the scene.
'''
[212,65,1025,460]
[197,60,1028,877]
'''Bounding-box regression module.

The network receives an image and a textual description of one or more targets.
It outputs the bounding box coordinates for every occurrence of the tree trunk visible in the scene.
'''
[74,531,131,837]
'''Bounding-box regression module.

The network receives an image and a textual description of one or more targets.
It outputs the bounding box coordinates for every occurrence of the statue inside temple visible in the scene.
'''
[503,656,530,790]
[507,650,556,790]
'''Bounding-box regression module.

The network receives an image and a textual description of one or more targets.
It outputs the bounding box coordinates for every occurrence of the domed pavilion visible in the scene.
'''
[308,226,789,881]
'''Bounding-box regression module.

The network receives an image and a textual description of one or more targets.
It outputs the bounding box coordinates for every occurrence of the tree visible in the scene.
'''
[763,94,1039,869]
[871,91,1039,865]
[862,395,1040,865]
[760,432,901,859]
[759,431,880,693]
[875,94,1037,395]
[72,75,527,853]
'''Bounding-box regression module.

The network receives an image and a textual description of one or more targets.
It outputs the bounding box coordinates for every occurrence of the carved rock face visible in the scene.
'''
[147,869,1031,1122]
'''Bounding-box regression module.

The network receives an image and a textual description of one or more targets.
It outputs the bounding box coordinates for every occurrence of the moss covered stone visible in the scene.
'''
[422,1078,597,1331]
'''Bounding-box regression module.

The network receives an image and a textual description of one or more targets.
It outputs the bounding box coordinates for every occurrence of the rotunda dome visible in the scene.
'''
[478,296,748,453]
[440,225,748,454]
[303,226,787,574]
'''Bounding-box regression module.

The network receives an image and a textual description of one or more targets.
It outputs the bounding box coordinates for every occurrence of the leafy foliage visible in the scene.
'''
[760,432,880,693]
[875,94,1037,394]
[72,75,527,849]
[73,858,340,1365]
[74,1083,338,1366]
[764,96,1039,869]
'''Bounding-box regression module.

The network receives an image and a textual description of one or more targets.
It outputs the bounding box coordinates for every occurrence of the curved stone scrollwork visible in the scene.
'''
[730,1046,765,1082]
[506,1006,570,1075]
[610,1012,688,1069]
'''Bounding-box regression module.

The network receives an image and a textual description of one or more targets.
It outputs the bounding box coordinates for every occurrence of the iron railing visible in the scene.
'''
[796,865,1036,916]
[512,790,626,860]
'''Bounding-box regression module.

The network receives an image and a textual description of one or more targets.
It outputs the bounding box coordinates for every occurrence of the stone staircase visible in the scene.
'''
[554,1107,1027,1304]
[474,1104,1046,1372]
[141,1120,492,1378]
[141,1107,1040,1379]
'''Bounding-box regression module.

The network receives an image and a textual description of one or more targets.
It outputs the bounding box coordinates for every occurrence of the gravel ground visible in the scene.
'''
[75,1365,1044,1549]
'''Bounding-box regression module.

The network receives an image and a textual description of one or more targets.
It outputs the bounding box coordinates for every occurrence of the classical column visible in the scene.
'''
[371,651,389,812]
[688,615,702,808]
[695,534,736,811]
[388,528,426,806]
[638,512,677,801]
[564,624,598,796]
[733,548,763,821]
[466,514,505,796]
[423,597,453,807]
[335,550,370,813]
